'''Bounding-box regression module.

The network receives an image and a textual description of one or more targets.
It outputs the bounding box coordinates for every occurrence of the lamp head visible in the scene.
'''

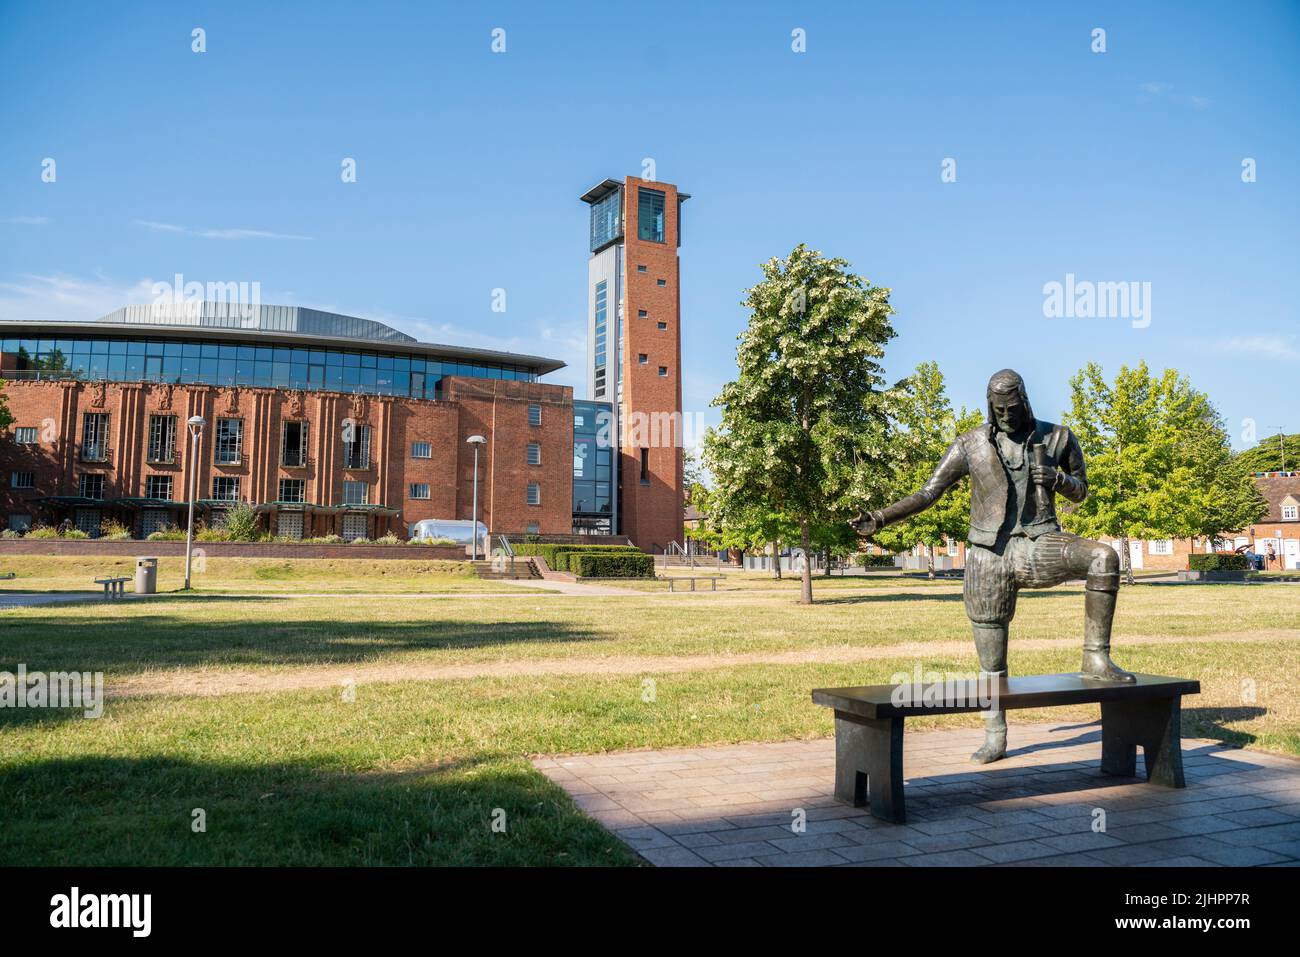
[466,434,487,446]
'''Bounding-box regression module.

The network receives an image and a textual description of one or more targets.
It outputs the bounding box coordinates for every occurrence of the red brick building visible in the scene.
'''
[0,308,575,542]
[1,174,693,551]
[580,175,687,552]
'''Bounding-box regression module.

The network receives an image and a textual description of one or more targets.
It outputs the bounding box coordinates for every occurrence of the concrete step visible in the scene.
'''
[470,558,541,580]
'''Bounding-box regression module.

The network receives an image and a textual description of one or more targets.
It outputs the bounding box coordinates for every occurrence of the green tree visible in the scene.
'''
[1062,362,1265,582]
[871,362,982,578]
[0,380,14,433]
[704,244,897,603]
[1237,432,1299,474]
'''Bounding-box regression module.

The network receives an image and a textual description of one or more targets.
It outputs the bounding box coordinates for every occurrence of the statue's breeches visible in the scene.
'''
[963,532,1120,626]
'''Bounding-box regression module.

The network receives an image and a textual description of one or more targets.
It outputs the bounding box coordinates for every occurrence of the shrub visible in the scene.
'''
[372,533,400,545]
[409,536,457,546]
[26,525,61,539]
[855,554,896,568]
[147,526,188,541]
[306,534,344,544]
[1188,553,1249,572]
[62,528,89,539]
[223,503,261,541]
[100,518,134,540]
[195,526,232,542]
[570,552,655,579]
[0,528,20,540]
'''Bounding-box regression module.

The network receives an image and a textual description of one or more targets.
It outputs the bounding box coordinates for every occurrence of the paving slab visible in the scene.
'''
[534,722,1300,867]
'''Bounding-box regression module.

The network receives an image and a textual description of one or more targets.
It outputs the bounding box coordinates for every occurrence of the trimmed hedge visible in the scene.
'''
[513,543,643,572]
[1188,553,1249,572]
[570,552,655,579]
[856,554,896,568]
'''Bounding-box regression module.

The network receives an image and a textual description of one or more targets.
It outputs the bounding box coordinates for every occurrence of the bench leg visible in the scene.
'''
[1100,697,1186,788]
[833,713,905,823]
[690,578,696,591]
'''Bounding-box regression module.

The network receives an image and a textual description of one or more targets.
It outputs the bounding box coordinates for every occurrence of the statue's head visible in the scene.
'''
[986,369,1035,434]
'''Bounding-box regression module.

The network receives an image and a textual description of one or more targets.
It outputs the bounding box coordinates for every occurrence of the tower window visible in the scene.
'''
[527,482,541,506]
[636,264,647,273]
[657,322,667,330]
[656,278,667,287]
[528,404,542,427]
[658,366,668,377]
[638,354,648,365]
[637,187,665,243]
[638,309,648,318]
[640,448,649,484]
[527,442,541,466]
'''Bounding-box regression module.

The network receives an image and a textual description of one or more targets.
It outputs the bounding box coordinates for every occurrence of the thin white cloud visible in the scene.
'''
[0,273,157,322]
[6,216,48,225]
[1138,82,1211,110]
[1212,335,1300,361]
[132,219,312,241]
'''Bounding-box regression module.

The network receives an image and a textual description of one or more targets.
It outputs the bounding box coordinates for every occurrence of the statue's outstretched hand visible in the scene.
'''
[849,510,881,536]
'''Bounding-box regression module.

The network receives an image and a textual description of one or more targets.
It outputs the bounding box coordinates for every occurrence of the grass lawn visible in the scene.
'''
[0,557,1297,865]
[0,555,518,594]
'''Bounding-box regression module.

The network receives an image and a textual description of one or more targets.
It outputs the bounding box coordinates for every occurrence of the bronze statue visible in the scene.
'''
[852,369,1134,765]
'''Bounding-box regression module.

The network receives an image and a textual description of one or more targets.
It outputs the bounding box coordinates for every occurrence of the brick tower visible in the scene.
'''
[580,175,687,552]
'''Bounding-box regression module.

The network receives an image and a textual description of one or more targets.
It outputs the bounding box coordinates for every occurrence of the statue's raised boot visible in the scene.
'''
[971,704,1007,764]
[1080,586,1135,682]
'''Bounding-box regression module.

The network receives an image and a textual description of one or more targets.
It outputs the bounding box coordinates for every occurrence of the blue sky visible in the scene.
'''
[1,0,1296,449]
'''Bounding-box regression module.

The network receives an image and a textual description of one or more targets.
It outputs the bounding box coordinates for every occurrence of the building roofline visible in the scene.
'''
[0,319,567,375]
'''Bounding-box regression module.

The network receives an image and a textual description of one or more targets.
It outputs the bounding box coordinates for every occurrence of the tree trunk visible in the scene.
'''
[823,548,832,577]
[770,540,781,579]
[799,519,813,604]
[927,547,935,580]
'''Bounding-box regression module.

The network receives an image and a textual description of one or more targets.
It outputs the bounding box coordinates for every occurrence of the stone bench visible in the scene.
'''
[94,576,131,599]
[666,576,722,592]
[812,672,1200,823]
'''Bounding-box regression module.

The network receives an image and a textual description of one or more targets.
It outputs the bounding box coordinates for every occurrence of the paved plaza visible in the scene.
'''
[536,723,1300,867]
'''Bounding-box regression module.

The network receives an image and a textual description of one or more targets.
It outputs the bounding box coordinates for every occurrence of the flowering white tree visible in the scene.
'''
[704,245,898,604]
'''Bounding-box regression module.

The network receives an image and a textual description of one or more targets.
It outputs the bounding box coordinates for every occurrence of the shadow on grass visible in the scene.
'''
[0,752,639,866]
[0,613,602,675]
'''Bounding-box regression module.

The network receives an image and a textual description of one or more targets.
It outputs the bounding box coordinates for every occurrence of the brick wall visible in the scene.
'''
[620,175,685,553]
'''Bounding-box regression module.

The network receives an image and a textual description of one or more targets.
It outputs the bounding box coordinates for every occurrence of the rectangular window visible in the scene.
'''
[637,187,665,243]
[528,404,542,427]
[527,442,541,466]
[79,473,105,500]
[656,278,667,287]
[637,309,648,318]
[342,481,368,505]
[588,187,623,252]
[14,427,37,444]
[278,478,305,503]
[1283,505,1298,521]
[343,424,371,469]
[638,354,648,364]
[640,448,649,483]
[657,321,668,330]
[147,414,177,463]
[10,471,34,489]
[145,475,173,500]
[82,412,109,461]
[526,521,539,535]
[282,420,308,467]
[215,418,243,464]
[8,514,32,532]
[658,366,668,377]
[212,476,240,501]
[411,441,432,459]
[527,482,540,506]
[636,265,647,273]
[409,483,430,499]
[1149,540,1173,555]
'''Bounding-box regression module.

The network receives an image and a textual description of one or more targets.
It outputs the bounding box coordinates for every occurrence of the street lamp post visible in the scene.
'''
[183,415,205,590]
[466,434,487,560]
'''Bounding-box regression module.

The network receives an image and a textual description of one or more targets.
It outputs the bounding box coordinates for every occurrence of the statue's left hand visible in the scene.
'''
[1030,463,1058,488]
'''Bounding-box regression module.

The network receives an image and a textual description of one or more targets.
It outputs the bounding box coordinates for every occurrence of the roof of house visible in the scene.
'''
[1252,472,1300,524]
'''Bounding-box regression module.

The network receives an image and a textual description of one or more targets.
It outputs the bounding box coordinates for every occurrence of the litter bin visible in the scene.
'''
[135,556,158,595]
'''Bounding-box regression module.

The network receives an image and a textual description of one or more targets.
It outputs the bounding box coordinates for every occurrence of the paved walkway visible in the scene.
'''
[0,591,108,609]
[499,578,636,596]
[535,724,1300,867]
